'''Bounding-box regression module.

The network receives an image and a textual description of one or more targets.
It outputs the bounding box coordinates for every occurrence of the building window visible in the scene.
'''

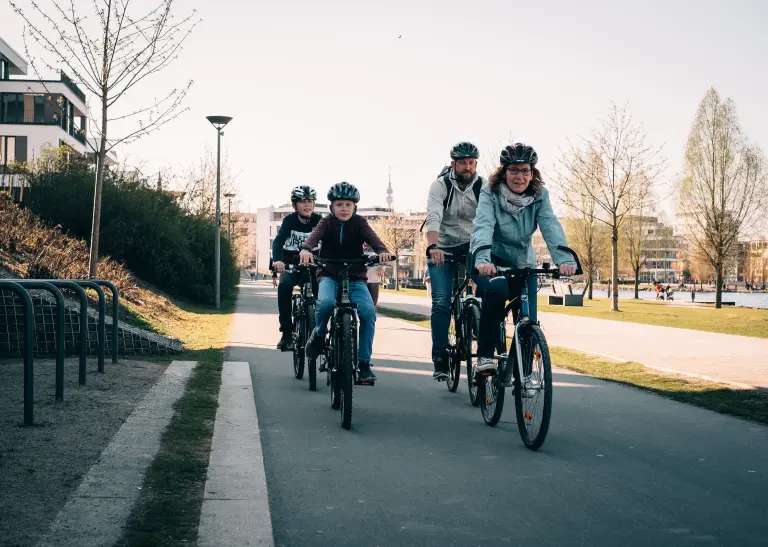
[0,136,27,166]
[0,136,15,166]
[1,93,24,123]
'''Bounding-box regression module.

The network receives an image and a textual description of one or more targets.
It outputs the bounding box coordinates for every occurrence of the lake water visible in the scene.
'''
[539,287,768,309]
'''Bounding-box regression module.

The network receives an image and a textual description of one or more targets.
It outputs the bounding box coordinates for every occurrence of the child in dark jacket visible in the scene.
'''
[300,182,391,382]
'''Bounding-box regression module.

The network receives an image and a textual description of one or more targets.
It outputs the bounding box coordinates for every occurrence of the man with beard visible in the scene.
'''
[424,141,484,380]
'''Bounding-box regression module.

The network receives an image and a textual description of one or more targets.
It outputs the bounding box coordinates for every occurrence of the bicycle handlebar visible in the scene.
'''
[309,254,396,267]
[468,244,583,278]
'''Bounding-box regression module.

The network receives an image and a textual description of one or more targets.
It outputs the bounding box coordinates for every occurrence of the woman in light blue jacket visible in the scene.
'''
[469,143,576,373]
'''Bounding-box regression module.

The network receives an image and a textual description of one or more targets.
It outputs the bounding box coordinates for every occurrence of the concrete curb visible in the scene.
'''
[36,360,196,547]
[197,361,274,546]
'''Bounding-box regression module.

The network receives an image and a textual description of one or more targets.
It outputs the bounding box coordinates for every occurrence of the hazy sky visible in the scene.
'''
[3,0,767,216]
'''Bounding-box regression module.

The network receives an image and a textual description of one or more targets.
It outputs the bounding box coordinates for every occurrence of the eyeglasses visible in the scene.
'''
[507,167,532,176]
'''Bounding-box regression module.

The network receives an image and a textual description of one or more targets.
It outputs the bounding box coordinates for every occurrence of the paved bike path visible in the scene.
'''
[228,281,767,546]
[377,291,768,389]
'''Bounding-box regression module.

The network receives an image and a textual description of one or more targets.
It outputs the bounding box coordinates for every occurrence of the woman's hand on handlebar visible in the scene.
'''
[378,252,392,263]
[476,263,496,277]
[299,250,314,265]
[559,263,576,276]
[273,260,286,274]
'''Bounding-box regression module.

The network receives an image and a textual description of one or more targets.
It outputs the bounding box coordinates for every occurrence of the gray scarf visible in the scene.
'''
[498,183,536,214]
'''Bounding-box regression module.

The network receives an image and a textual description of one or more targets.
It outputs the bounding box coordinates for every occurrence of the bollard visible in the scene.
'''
[14,281,66,401]
[75,281,106,373]
[93,280,119,364]
[0,281,36,425]
[45,281,89,385]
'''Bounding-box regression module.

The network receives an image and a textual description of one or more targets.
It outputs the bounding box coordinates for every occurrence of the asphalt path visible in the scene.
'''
[228,281,767,547]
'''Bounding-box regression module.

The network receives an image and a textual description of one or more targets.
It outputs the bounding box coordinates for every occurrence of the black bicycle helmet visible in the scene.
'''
[450,141,480,160]
[500,143,538,166]
[327,181,360,203]
[290,185,317,203]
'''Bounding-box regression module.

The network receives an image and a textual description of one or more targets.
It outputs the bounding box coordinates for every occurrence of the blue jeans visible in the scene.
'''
[315,277,377,363]
[428,261,458,361]
[472,274,538,358]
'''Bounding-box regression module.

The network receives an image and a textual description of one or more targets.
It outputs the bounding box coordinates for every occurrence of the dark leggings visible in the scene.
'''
[471,274,538,358]
[367,283,380,306]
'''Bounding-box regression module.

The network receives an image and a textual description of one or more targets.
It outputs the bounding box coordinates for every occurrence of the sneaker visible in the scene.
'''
[476,356,497,373]
[276,333,294,352]
[305,328,324,360]
[358,362,377,383]
[432,355,450,380]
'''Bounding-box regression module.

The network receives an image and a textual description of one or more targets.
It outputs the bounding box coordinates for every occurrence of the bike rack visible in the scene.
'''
[74,281,106,373]
[13,281,66,401]
[0,280,36,425]
[92,280,119,364]
[44,281,89,385]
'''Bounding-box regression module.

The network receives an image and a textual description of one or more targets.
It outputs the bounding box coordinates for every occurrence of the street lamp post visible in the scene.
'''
[224,192,236,239]
[206,115,233,309]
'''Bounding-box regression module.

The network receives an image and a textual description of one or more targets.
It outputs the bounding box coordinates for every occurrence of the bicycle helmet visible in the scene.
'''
[327,181,360,203]
[450,141,480,160]
[500,143,538,166]
[290,185,317,203]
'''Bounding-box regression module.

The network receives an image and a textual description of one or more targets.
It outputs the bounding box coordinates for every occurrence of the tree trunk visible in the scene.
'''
[587,273,593,299]
[634,267,640,299]
[87,94,108,279]
[611,224,619,311]
[715,264,723,309]
[394,259,399,291]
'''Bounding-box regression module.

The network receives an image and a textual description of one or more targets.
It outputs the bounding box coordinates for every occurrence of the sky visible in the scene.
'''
[3,0,768,218]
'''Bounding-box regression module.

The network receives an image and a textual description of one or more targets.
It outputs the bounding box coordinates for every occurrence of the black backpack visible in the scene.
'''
[420,167,484,232]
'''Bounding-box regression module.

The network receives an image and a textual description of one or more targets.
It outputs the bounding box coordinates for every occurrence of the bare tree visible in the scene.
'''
[10,0,199,277]
[679,88,768,308]
[558,104,665,311]
[620,183,654,299]
[369,214,414,291]
[177,148,239,219]
[558,153,610,300]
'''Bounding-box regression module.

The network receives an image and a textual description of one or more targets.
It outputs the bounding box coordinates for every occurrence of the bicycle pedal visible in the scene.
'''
[359,380,375,386]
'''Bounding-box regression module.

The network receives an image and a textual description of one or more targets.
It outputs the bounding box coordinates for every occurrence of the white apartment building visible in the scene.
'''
[1,35,116,196]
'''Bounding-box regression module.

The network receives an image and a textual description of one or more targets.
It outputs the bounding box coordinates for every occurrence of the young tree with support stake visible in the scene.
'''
[679,88,768,308]
[10,0,199,278]
[558,104,665,312]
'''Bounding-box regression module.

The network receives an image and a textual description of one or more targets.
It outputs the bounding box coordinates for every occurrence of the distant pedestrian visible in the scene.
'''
[691,288,696,302]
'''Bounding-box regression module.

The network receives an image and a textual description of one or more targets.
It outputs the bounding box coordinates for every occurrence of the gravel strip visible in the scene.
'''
[0,357,166,547]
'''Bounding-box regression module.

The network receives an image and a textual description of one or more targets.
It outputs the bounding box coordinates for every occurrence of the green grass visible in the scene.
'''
[383,287,768,339]
[378,305,768,426]
[381,287,430,297]
[119,297,235,546]
[549,346,768,425]
[539,297,768,339]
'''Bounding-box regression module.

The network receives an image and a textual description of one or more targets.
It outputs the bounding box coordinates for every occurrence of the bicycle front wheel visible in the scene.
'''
[339,313,355,429]
[306,303,317,391]
[447,310,462,392]
[292,297,305,380]
[512,324,552,450]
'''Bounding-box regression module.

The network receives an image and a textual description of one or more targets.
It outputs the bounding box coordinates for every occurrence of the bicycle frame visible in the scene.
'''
[468,243,584,386]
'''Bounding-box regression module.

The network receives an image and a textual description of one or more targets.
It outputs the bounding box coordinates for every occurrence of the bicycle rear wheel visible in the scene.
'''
[511,324,552,450]
[339,313,356,429]
[306,303,317,391]
[463,304,481,407]
[291,296,305,380]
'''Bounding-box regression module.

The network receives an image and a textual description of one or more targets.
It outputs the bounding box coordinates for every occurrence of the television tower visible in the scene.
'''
[386,166,393,210]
